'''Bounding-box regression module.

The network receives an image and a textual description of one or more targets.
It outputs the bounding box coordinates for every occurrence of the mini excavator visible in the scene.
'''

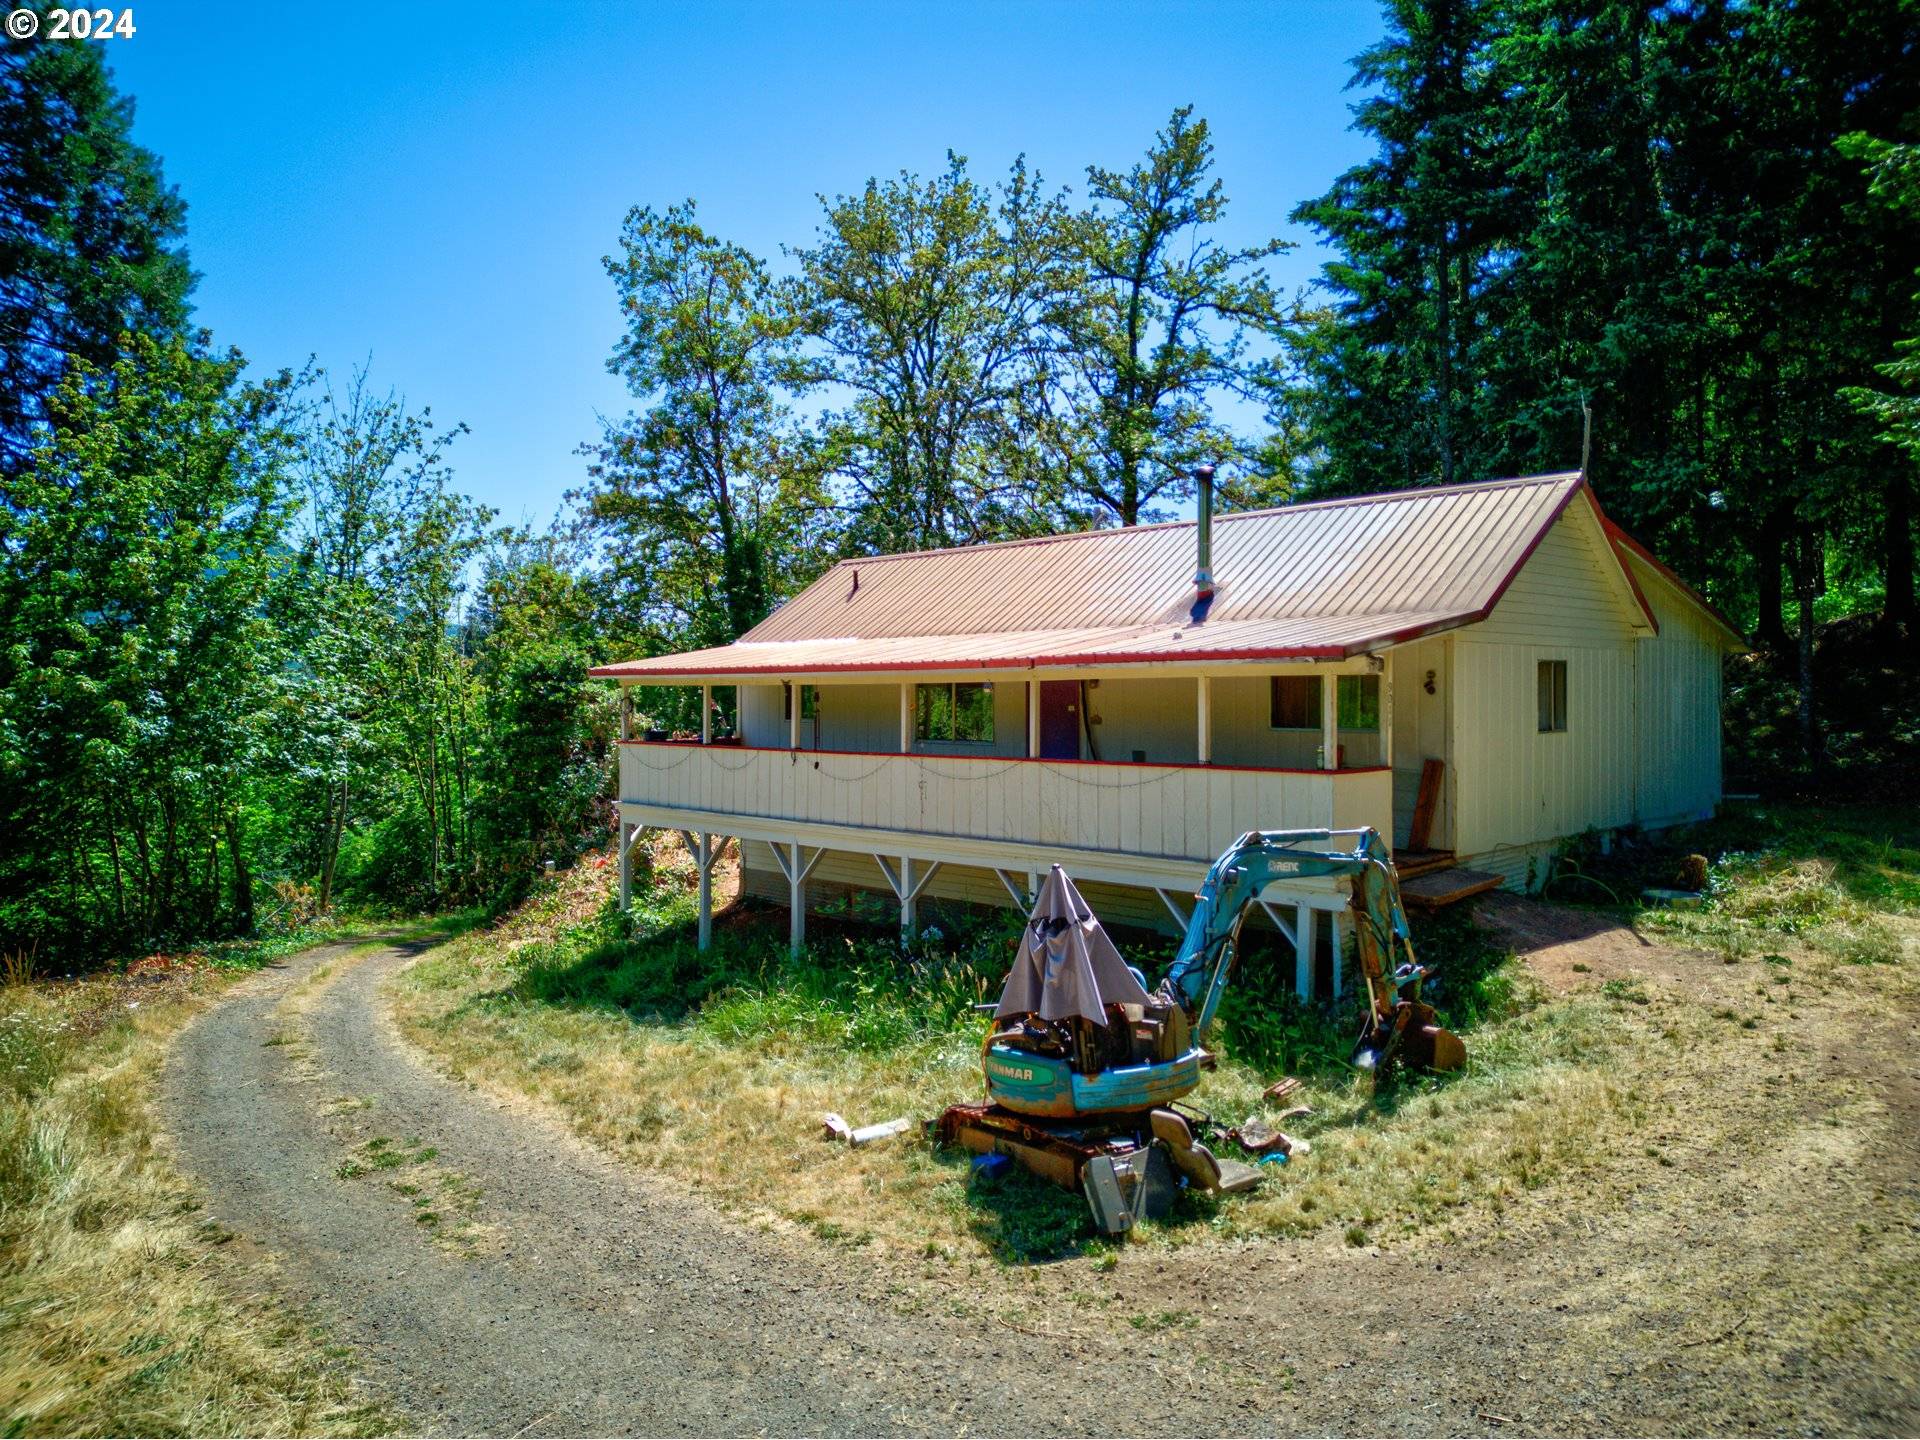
[938,827,1465,1233]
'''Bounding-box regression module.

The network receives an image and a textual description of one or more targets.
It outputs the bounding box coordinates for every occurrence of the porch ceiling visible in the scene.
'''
[586,609,1467,682]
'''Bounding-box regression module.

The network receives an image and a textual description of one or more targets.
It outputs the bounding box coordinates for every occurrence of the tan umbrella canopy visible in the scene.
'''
[994,864,1152,1026]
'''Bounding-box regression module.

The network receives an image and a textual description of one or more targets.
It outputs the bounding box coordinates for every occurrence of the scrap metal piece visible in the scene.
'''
[849,1117,910,1147]
[1081,1155,1134,1236]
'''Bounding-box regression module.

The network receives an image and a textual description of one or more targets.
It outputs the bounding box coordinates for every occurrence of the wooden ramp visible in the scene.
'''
[1399,866,1503,911]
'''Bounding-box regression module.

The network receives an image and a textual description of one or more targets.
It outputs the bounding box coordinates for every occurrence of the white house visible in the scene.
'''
[591,472,1743,998]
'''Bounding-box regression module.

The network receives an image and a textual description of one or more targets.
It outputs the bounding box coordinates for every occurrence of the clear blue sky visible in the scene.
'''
[111,1,1385,532]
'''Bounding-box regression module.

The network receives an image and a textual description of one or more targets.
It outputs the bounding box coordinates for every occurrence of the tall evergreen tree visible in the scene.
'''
[0,38,193,473]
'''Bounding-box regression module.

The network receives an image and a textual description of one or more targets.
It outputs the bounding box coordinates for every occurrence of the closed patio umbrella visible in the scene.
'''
[994,864,1152,1026]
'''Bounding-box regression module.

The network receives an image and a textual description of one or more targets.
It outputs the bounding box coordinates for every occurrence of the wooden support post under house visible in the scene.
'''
[1294,902,1313,999]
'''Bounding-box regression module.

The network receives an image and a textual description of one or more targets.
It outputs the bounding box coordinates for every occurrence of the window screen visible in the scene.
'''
[1538,660,1568,733]
[1272,674,1379,729]
[915,682,993,742]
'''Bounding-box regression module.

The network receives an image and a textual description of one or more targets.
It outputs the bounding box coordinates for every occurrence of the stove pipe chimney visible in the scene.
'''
[1193,463,1216,598]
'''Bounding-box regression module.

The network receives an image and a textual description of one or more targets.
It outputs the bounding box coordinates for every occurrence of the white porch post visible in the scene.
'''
[788,683,800,749]
[899,683,912,753]
[620,689,633,741]
[1196,675,1212,765]
[701,684,712,744]
[1378,653,1393,770]
[697,832,713,951]
[1294,902,1313,999]
[1027,679,1040,758]
[1321,667,1339,771]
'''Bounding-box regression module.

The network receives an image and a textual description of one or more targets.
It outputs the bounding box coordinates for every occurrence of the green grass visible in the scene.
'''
[1627,802,1917,967]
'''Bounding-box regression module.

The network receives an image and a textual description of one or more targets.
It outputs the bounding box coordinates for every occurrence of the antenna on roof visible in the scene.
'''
[1580,395,1593,479]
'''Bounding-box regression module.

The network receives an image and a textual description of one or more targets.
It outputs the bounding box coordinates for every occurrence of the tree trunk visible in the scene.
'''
[318,777,347,912]
[1752,508,1791,655]
[1886,468,1914,633]
[226,810,254,932]
[1796,581,1821,777]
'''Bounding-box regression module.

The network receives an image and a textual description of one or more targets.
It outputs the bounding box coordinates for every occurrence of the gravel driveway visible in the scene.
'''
[161,935,1920,1437]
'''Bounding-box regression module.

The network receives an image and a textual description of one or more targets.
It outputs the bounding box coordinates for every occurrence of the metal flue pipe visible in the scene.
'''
[1193,463,1217,597]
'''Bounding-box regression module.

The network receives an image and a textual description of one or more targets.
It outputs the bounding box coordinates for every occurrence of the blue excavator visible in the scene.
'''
[938,827,1465,1229]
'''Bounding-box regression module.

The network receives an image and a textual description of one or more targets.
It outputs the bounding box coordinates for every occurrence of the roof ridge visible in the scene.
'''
[826,472,1584,569]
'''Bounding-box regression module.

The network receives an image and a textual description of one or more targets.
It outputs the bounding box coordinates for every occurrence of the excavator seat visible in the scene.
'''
[1149,1109,1262,1195]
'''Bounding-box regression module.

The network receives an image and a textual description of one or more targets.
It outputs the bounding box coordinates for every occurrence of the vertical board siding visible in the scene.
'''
[1626,555,1726,828]
[1389,636,1452,849]
[619,745,1388,863]
[1451,514,1641,886]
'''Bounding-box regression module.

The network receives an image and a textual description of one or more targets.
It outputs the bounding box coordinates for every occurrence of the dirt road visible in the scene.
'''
[162,934,1919,1437]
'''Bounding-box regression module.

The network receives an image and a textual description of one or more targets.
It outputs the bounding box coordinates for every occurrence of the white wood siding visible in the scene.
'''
[1626,555,1726,828]
[1389,636,1453,849]
[1451,512,1641,883]
[619,744,1385,863]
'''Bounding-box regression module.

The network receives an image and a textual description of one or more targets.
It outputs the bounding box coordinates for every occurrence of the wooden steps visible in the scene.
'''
[1399,866,1504,911]
[1393,849,1457,880]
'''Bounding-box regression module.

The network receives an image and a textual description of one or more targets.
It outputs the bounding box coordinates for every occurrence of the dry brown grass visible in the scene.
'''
[0,962,396,1437]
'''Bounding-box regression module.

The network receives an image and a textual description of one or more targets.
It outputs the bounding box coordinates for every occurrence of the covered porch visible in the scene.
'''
[612,659,1409,997]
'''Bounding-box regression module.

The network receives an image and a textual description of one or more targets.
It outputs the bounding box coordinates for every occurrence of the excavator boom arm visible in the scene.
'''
[1161,827,1424,1042]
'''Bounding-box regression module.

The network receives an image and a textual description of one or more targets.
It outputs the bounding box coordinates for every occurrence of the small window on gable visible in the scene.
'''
[1270,675,1321,729]
[1538,660,1568,733]
[782,683,818,722]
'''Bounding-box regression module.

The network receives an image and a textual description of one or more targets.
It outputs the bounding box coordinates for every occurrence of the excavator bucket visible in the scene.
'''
[1352,1001,1464,1076]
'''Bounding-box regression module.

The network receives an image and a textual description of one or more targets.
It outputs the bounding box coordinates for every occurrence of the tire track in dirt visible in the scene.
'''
[166,938,1174,1437]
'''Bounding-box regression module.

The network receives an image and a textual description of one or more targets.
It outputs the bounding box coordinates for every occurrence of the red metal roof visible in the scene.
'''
[591,473,1673,680]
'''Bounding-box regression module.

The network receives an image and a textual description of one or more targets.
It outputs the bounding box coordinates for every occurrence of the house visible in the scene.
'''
[590,471,1743,998]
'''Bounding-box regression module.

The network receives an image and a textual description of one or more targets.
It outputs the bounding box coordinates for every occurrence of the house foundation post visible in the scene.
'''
[697,833,713,951]
[618,821,635,911]
[1330,911,1346,1000]
[788,841,804,956]
[899,857,916,939]
[1294,902,1313,998]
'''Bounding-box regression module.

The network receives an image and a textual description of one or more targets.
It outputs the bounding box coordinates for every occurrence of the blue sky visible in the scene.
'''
[111,1,1385,532]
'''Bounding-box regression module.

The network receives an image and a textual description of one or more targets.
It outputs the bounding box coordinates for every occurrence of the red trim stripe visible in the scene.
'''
[615,738,1391,779]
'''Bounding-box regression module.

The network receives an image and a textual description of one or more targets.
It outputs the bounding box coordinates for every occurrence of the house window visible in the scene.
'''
[915,682,994,743]
[1270,675,1379,729]
[1270,675,1319,729]
[1338,675,1380,729]
[781,683,818,722]
[1537,660,1568,733]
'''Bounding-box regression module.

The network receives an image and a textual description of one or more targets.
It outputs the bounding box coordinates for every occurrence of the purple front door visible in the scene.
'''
[1039,681,1081,760]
